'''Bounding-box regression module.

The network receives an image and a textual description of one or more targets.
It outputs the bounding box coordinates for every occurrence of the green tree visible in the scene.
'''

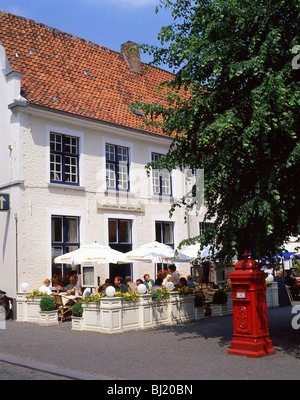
[133,0,300,261]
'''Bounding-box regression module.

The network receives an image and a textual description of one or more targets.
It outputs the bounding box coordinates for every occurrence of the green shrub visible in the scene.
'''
[212,289,227,305]
[40,296,56,311]
[72,302,83,317]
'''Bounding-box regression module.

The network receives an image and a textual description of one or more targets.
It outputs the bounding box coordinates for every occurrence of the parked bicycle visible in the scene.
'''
[0,290,13,320]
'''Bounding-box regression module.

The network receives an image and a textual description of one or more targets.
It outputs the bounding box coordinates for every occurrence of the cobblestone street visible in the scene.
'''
[0,305,299,381]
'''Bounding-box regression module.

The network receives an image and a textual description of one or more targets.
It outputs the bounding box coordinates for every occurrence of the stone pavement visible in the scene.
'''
[0,304,299,381]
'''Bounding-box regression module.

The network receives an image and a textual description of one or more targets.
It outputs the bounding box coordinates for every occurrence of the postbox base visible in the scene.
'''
[228,336,276,358]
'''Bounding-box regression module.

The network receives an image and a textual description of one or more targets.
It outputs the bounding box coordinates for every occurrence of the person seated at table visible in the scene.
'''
[186,275,195,288]
[163,274,172,287]
[136,279,143,286]
[179,277,188,287]
[125,276,132,288]
[125,276,137,291]
[114,276,128,293]
[151,277,163,292]
[97,278,113,293]
[62,275,78,294]
[285,270,297,297]
[143,274,154,291]
[70,270,82,288]
[38,279,54,296]
[168,264,180,288]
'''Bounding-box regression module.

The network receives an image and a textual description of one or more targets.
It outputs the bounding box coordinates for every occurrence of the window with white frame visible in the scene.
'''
[155,221,174,247]
[51,215,80,278]
[50,133,79,185]
[106,144,129,191]
[199,222,214,236]
[155,221,174,275]
[151,153,172,196]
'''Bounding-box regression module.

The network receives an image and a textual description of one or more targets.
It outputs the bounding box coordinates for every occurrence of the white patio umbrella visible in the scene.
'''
[124,241,192,264]
[54,242,128,265]
[178,244,218,260]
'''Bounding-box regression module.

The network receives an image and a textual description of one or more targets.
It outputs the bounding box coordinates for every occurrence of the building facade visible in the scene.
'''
[0,10,207,297]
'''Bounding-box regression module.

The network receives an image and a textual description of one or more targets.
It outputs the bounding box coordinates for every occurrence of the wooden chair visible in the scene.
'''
[54,294,73,323]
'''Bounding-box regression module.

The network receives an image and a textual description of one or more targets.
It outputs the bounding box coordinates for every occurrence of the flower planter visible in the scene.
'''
[82,302,102,332]
[27,297,43,323]
[178,295,195,322]
[71,316,84,331]
[152,300,169,325]
[72,292,204,334]
[122,302,140,331]
[211,303,229,317]
[16,292,29,322]
[195,306,205,321]
[39,310,58,326]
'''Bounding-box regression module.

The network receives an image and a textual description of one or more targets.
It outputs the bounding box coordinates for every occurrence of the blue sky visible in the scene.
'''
[0,0,174,71]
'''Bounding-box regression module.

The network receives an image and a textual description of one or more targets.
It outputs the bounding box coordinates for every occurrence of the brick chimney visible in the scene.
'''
[121,41,142,74]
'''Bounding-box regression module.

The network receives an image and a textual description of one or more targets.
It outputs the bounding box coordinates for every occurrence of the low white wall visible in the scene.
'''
[16,291,205,333]
[79,292,199,334]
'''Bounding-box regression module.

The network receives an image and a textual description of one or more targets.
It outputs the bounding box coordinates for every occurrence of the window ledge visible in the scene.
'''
[48,183,86,191]
[104,189,136,197]
[151,194,175,201]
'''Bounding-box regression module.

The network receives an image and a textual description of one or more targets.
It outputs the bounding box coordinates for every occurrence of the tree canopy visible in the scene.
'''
[132,0,300,261]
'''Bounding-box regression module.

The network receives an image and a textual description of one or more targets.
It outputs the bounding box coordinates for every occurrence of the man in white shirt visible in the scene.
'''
[38,279,53,295]
[168,264,180,288]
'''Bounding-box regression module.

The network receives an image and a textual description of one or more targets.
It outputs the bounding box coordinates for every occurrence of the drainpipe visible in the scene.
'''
[14,213,18,293]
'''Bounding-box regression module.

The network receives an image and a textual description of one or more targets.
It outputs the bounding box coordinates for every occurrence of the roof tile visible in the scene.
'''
[0,10,174,136]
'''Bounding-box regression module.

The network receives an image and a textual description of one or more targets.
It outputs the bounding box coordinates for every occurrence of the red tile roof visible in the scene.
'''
[0,10,175,136]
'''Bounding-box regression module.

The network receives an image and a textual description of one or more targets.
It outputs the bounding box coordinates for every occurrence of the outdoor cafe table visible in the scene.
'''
[56,293,82,305]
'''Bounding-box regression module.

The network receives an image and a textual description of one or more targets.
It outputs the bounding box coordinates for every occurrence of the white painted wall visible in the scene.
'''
[0,44,201,298]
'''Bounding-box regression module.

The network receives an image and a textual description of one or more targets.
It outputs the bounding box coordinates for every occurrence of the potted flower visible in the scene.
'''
[72,302,83,317]
[115,291,140,303]
[178,286,195,296]
[71,302,84,330]
[82,292,105,306]
[150,287,170,302]
[28,289,47,298]
[39,296,58,326]
[156,270,168,280]
[51,274,70,288]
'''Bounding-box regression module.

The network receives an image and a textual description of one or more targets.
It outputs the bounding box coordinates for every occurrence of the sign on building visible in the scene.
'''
[0,194,9,211]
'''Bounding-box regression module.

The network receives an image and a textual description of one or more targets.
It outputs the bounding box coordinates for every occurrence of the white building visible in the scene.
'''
[0,10,207,297]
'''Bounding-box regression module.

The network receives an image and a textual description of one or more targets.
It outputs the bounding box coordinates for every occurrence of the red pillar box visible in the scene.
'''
[228,252,276,358]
